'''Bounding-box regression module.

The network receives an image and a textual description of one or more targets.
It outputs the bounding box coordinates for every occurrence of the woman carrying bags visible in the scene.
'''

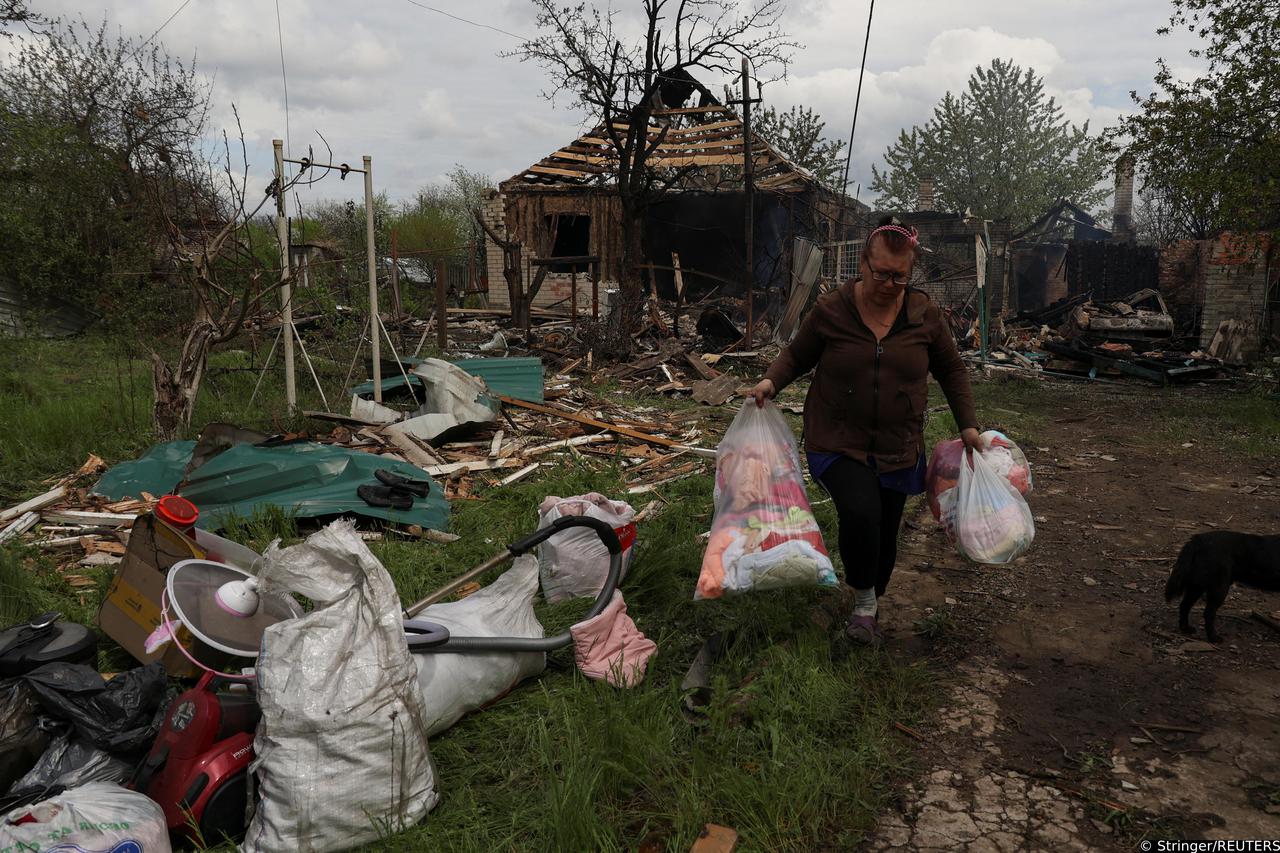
[750,217,984,646]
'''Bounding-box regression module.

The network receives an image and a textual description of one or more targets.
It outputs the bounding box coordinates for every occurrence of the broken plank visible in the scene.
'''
[423,458,522,478]
[489,430,505,458]
[497,396,679,448]
[627,467,702,494]
[684,351,720,381]
[1,485,68,525]
[36,535,88,550]
[522,435,614,457]
[673,445,718,459]
[385,432,442,469]
[498,462,541,486]
[0,511,40,544]
[627,460,700,486]
[41,510,136,528]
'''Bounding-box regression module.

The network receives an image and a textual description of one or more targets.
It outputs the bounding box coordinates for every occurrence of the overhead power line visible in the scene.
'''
[403,0,526,40]
[836,0,876,229]
[275,0,292,155]
[142,0,193,47]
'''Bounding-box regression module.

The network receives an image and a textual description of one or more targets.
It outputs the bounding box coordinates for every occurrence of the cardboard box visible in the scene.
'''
[98,514,259,677]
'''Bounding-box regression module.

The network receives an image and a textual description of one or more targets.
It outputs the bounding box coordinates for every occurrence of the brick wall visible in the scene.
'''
[480,194,510,310]
[1198,234,1271,358]
[483,190,612,316]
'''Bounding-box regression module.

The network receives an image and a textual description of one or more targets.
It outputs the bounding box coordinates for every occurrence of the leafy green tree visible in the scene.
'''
[1115,0,1280,237]
[755,104,845,189]
[870,59,1110,229]
[0,16,210,329]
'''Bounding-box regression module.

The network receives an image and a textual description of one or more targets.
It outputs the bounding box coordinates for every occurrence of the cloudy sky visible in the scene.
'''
[9,0,1201,206]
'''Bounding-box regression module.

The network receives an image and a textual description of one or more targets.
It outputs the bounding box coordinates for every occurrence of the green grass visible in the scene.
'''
[6,332,1276,850]
[1,335,941,852]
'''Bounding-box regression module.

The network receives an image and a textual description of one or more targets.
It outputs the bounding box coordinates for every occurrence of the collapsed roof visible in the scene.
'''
[506,104,822,194]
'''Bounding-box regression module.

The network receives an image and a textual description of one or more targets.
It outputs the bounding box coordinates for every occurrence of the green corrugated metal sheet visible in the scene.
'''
[92,441,197,500]
[351,357,544,403]
[450,357,544,403]
[93,441,448,531]
[351,373,425,398]
[179,442,448,531]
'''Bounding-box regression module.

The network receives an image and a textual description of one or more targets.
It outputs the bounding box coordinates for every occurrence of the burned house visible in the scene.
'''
[479,91,866,331]
[1159,233,1277,361]
[1009,156,1277,361]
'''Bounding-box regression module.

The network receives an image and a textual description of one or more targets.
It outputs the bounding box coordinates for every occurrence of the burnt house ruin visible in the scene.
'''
[479,84,867,333]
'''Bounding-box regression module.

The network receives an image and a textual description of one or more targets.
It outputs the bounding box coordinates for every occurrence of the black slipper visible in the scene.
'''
[357,484,414,510]
[375,469,431,497]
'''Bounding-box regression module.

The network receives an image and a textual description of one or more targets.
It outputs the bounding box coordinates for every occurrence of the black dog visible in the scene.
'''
[1164,531,1280,642]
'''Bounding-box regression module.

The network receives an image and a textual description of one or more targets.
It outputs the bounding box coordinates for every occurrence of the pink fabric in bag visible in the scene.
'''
[569,590,657,688]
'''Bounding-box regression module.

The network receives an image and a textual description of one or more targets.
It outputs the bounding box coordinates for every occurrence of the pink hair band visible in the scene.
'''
[868,224,919,246]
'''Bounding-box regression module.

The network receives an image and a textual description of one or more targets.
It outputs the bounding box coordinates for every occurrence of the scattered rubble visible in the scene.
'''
[979,289,1243,386]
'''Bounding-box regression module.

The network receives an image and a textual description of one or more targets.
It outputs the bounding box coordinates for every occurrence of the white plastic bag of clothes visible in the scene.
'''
[0,782,171,853]
[928,430,1032,529]
[537,493,637,603]
[951,447,1035,564]
[413,554,546,737]
[244,521,438,853]
[696,401,837,599]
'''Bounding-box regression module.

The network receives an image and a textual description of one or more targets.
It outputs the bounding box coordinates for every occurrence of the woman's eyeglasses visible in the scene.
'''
[867,267,909,286]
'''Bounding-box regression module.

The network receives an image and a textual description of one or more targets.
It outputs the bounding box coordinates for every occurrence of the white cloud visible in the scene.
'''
[3,0,1204,203]
[414,89,460,137]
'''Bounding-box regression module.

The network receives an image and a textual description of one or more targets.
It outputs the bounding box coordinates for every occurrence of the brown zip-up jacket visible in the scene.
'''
[763,281,978,473]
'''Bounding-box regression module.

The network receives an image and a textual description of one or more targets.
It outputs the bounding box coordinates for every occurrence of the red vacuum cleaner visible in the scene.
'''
[130,672,259,844]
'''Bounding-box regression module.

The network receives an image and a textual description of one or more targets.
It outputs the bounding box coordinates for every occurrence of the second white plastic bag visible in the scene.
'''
[537,493,637,603]
[951,448,1035,564]
[696,401,836,599]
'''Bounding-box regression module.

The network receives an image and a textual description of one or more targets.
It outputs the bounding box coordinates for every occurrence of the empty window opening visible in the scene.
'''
[545,214,591,272]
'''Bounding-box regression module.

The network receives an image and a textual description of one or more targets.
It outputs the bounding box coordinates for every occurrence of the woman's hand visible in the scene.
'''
[749,378,776,408]
[960,427,983,454]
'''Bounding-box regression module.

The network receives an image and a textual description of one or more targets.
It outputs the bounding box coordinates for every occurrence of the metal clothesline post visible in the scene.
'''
[272,139,297,412]
[364,155,381,402]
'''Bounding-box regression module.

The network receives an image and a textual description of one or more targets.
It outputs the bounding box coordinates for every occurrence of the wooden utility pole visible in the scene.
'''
[741,57,755,349]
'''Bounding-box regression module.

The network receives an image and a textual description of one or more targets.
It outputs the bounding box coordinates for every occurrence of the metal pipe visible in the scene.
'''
[980,221,992,363]
[273,140,296,412]
[435,258,448,350]
[364,156,381,404]
[405,516,624,654]
[403,550,510,617]
[281,157,367,174]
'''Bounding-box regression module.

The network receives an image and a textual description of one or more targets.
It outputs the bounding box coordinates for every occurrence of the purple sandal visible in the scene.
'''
[846,615,884,647]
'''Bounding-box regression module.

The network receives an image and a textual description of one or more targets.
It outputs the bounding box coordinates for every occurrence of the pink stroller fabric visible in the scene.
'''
[569,590,657,688]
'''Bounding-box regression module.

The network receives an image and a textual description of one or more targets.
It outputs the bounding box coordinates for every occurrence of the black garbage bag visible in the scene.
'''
[23,662,168,754]
[7,733,132,797]
[0,678,49,795]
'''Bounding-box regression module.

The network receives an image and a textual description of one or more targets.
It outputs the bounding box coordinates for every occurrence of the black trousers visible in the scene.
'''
[816,456,908,596]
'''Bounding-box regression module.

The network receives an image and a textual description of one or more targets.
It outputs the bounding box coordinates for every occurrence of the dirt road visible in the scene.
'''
[869,384,1280,851]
